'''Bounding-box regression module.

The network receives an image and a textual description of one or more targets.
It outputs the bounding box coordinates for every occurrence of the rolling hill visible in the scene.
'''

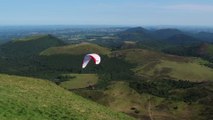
[0,32,212,120]
[117,27,153,42]
[153,28,183,40]
[112,49,213,81]
[0,74,133,120]
[37,43,112,78]
[163,43,213,62]
[112,27,204,51]
[74,81,211,120]
[40,42,110,56]
[0,35,64,57]
[164,34,202,46]
[195,32,213,42]
[91,27,211,52]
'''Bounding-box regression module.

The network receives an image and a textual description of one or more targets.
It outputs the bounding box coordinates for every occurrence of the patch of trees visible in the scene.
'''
[129,79,202,100]
[55,75,76,85]
[94,56,135,88]
[163,46,197,56]
[163,45,213,63]
[97,56,134,80]
[0,53,135,87]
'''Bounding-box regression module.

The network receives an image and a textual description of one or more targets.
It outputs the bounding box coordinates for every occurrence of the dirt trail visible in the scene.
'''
[148,96,154,120]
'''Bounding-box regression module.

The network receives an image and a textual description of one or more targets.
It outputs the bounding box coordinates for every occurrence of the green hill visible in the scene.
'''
[153,28,183,39]
[112,49,213,81]
[37,43,111,79]
[74,81,208,120]
[0,35,64,57]
[114,27,204,51]
[163,43,213,62]
[195,32,213,42]
[135,60,213,82]
[163,34,202,46]
[40,42,110,56]
[117,27,153,42]
[0,74,133,120]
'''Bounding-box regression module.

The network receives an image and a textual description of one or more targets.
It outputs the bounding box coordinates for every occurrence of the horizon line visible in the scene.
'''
[0,24,213,27]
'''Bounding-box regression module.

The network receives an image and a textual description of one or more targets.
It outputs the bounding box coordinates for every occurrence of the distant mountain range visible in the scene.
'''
[93,27,213,62]
[117,27,213,43]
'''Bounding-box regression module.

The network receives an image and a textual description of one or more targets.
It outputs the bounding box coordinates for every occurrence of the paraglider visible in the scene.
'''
[82,53,101,69]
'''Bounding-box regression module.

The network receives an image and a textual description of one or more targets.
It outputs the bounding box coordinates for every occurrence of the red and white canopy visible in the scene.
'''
[82,53,101,69]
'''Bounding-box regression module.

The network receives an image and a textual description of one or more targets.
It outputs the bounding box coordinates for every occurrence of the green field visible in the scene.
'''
[40,43,111,56]
[59,74,99,90]
[0,74,133,120]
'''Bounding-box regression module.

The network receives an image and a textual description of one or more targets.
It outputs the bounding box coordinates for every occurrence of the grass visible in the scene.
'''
[103,81,154,115]
[0,74,133,120]
[74,81,204,120]
[112,49,191,65]
[74,81,161,119]
[40,43,111,56]
[59,74,99,90]
[113,48,213,82]
[135,60,213,82]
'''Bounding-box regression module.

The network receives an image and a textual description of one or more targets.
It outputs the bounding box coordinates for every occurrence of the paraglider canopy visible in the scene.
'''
[82,53,101,69]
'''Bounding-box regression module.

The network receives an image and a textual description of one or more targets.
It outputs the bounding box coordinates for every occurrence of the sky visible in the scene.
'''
[0,0,213,26]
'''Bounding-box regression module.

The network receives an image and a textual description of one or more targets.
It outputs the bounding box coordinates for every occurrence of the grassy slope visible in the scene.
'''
[40,43,111,56]
[112,49,191,65]
[59,74,99,90]
[0,74,133,120]
[136,60,213,82]
[113,49,213,81]
[75,81,203,120]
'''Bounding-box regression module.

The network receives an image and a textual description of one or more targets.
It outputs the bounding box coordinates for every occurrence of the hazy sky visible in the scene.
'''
[0,0,213,26]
